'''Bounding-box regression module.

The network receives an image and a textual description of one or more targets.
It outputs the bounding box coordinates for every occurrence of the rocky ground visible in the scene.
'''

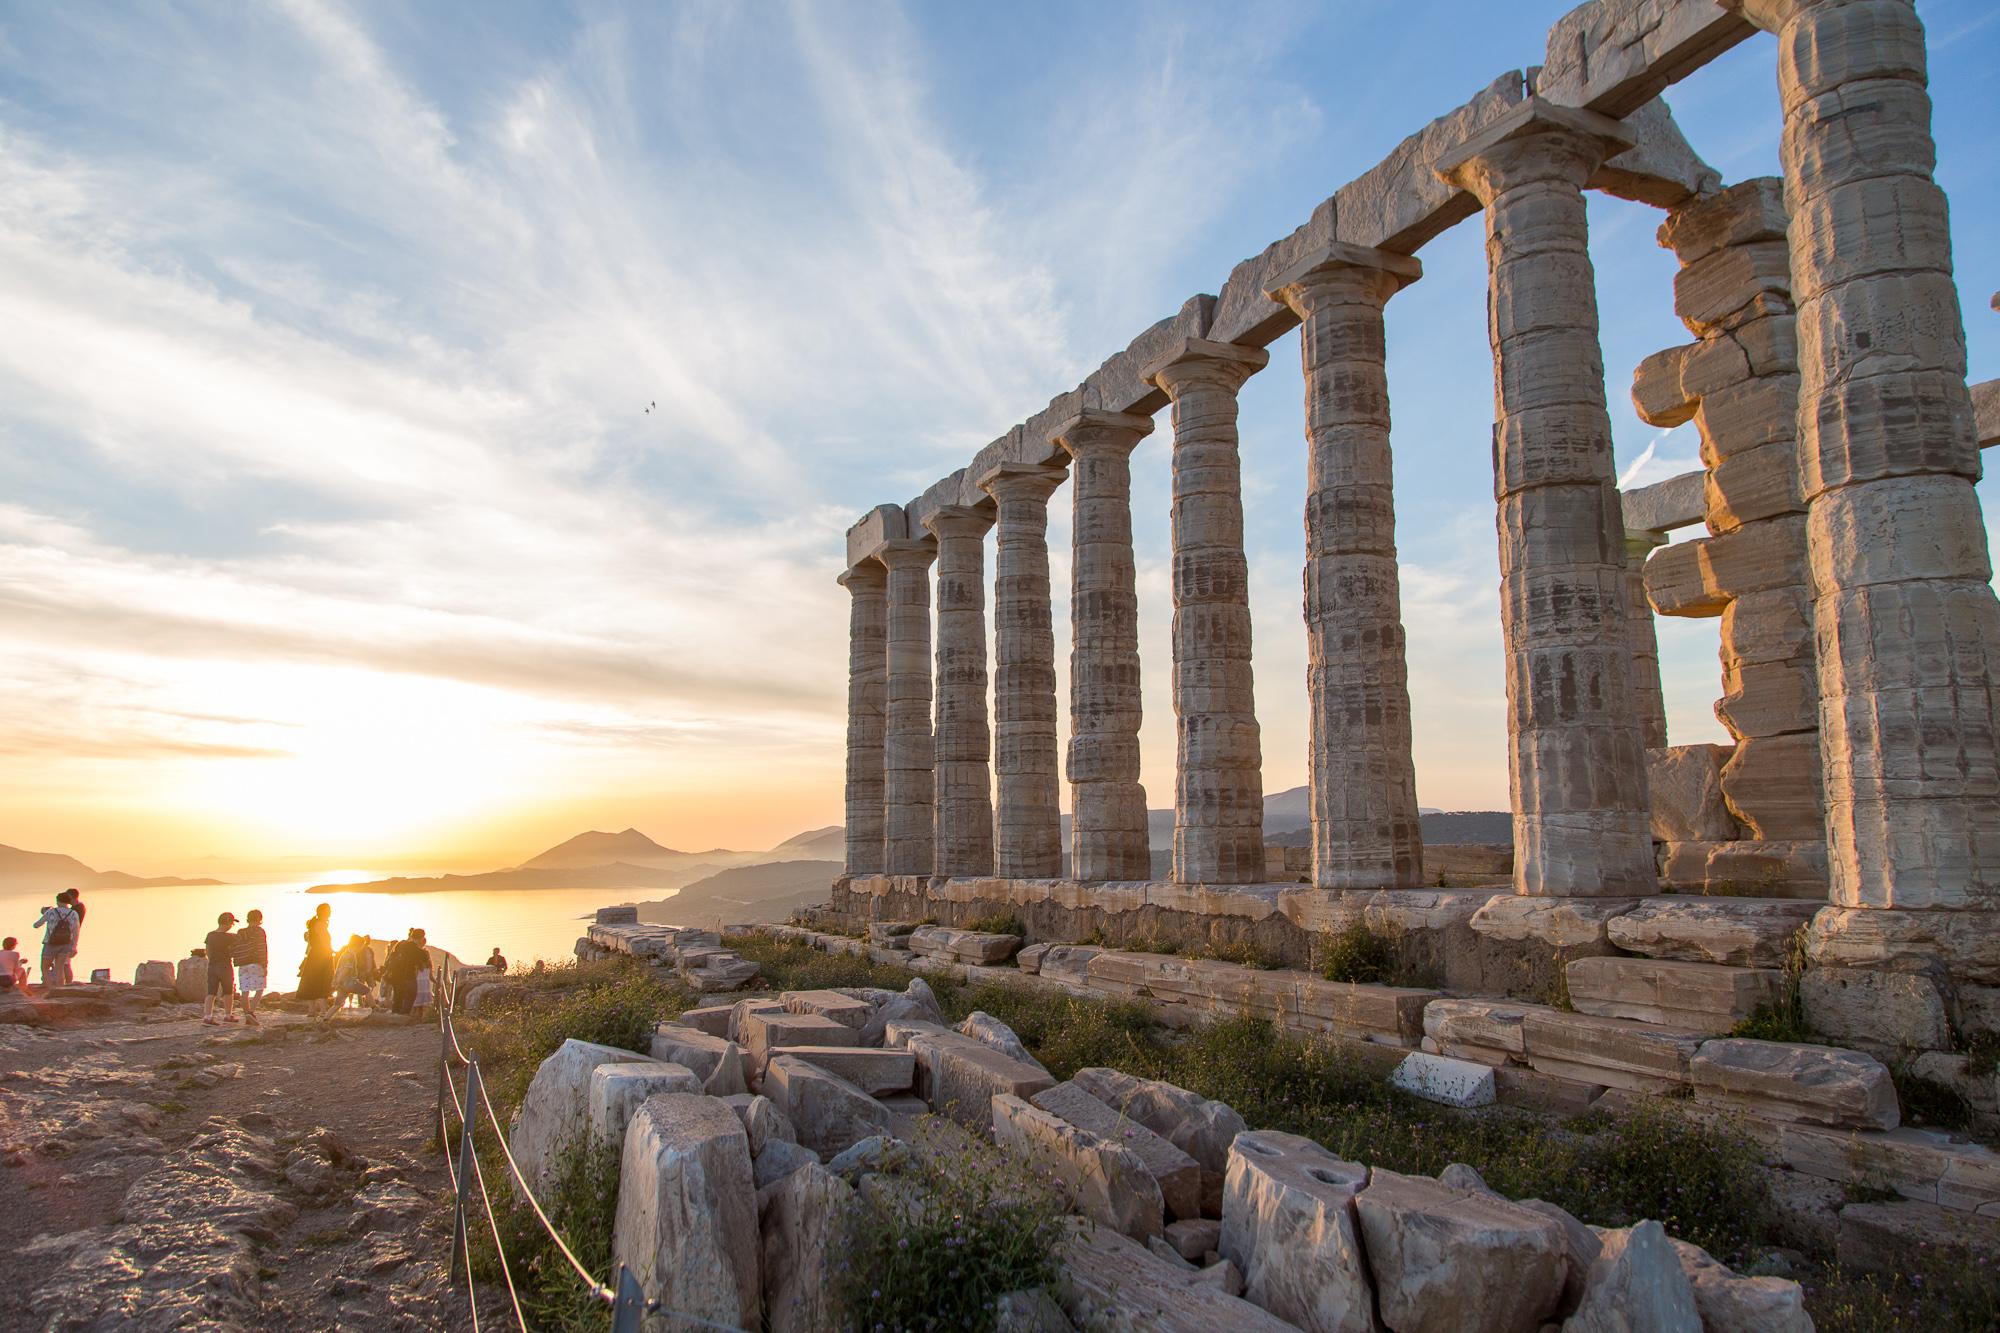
[0,998,475,1333]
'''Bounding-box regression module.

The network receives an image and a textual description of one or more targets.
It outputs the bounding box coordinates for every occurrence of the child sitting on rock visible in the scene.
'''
[0,936,24,990]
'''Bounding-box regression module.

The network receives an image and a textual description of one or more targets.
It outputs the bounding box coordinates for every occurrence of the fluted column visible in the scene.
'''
[1623,532,1669,751]
[1438,99,1654,897]
[1055,411,1154,881]
[978,463,1068,879]
[1269,244,1424,890]
[838,561,888,875]
[878,538,937,877]
[922,505,996,878]
[1730,0,2000,917]
[1143,338,1270,885]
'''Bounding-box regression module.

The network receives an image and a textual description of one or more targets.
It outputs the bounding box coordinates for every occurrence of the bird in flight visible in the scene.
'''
[645,400,657,414]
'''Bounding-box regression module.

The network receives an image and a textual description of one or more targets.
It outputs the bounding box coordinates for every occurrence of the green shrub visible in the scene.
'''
[963,913,1026,938]
[833,1134,1068,1331]
[470,1138,624,1333]
[724,934,930,995]
[1320,924,1395,985]
[1730,926,1814,1043]
[1204,938,1284,970]
[940,982,1167,1082]
[1797,1258,2000,1332]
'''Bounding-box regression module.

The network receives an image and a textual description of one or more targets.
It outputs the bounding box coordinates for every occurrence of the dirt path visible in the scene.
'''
[0,1001,480,1332]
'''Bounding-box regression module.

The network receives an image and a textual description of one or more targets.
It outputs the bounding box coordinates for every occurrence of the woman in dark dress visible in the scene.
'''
[298,902,335,1019]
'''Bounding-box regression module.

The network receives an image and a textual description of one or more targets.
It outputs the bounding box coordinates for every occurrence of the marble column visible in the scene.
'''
[1055,410,1154,882]
[1730,0,2000,917]
[1623,532,1669,752]
[838,560,888,876]
[1268,244,1425,890]
[878,538,937,878]
[1143,338,1270,885]
[978,463,1068,879]
[1438,99,1655,897]
[922,505,996,878]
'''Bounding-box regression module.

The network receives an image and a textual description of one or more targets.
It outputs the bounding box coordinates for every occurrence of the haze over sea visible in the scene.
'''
[0,880,637,985]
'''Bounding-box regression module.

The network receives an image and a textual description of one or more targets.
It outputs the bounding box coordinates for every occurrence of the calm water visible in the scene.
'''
[0,880,665,986]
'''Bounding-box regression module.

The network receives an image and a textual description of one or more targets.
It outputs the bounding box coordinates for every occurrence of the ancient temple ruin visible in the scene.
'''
[830,0,2000,1061]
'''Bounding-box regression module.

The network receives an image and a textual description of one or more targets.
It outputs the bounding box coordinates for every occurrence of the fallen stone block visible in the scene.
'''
[587,1062,701,1152]
[1469,897,1638,952]
[759,1161,853,1333]
[1690,1038,1899,1131]
[1605,897,1816,967]
[1220,1129,1374,1333]
[959,1011,1047,1070]
[1669,1238,1812,1332]
[1038,945,1105,989]
[717,1093,796,1157]
[898,1027,1055,1130]
[729,997,789,1043]
[1422,997,1538,1057]
[1566,1219,1699,1333]
[782,989,872,1030]
[1072,1066,1246,1214]
[1566,957,1785,1035]
[740,1010,859,1076]
[1836,1197,2000,1275]
[134,961,174,989]
[1520,1010,1702,1092]
[1801,966,1952,1053]
[1032,1081,1202,1221]
[649,1024,748,1097]
[908,925,1021,965]
[751,1137,819,1191]
[770,1046,914,1096]
[1164,1218,1221,1263]
[612,1093,760,1331]
[1517,1198,1600,1317]
[1016,943,1051,974]
[854,978,947,1046]
[993,1093,1163,1241]
[1390,1051,1496,1108]
[762,1055,892,1157]
[678,1004,735,1038]
[1354,1167,1567,1333]
[510,1039,654,1195]
[1053,1220,1300,1331]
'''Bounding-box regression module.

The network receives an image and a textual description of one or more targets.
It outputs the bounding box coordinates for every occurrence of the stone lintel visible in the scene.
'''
[1621,470,1707,534]
[1262,242,1422,305]
[1051,408,1155,453]
[1538,0,1757,118]
[977,461,1068,504]
[844,502,909,573]
[1139,336,1270,389]
[1433,96,1637,184]
[919,503,993,539]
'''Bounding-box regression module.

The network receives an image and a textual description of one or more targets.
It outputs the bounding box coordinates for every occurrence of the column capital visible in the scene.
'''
[1053,408,1154,460]
[977,462,1067,505]
[1434,97,1636,203]
[1715,0,1809,35]
[1265,242,1422,316]
[876,537,936,571]
[920,504,994,540]
[1141,336,1269,398]
[837,559,886,590]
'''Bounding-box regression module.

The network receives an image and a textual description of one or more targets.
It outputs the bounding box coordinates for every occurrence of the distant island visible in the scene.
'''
[0,843,226,893]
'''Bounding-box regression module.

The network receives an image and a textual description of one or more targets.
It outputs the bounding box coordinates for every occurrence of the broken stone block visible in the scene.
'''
[718,1093,796,1157]
[587,1061,702,1152]
[1219,1130,1374,1333]
[1354,1167,1567,1333]
[761,1055,892,1158]
[174,956,207,1003]
[1053,1220,1298,1331]
[1389,1051,1496,1107]
[1690,1039,1899,1130]
[1421,997,1535,1057]
[1037,945,1105,989]
[649,1024,748,1098]
[958,1012,1046,1071]
[1032,1081,1202,1221]
[1648,745,1741,842]
[1468,897,1638,953]
[993,1094,1163,1240]
[1720,734,1825,841]
[895,1027,1054,1130]
[768,1046,914,1096]
[1605,897,1816,967]
[1516,1198,1600,1317]
[612,1093,760,1331]
[1015,943,1051,974]
[759,1161,852,1333]
[1702,841,1828,899]
[781,989,872,1030]
[739,1011,858,1075]
[1645,540,1728,617]
[510,1038,654,1195]
[677,1004,735,1037]
[1669,1238,1813,1332]
[1164,1218,1220,1262]
[1566,1219,1700,1333]
[728,997,789,1042]
[907,925,1021,965]
[1071,1067,1246,1213]
[134,961,174,989]
[1565,957,1785,1035]
[1801,966,1952,1053]
[1520,1010,1702,1093]
[751,1137,819,1191]
[1836,1197,2000,1276]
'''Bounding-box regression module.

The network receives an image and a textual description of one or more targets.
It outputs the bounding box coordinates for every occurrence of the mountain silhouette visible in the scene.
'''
[0,843,225,892]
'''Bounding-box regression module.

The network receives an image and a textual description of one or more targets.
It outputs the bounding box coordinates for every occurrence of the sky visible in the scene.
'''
[1,0,1996,876]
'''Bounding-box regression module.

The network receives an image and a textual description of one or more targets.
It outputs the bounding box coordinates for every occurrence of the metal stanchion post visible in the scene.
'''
[450,1059,481,1281]
[610,1264,647,1333]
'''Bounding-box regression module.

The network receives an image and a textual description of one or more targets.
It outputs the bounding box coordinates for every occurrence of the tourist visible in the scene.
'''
[298,902,335,1020]
[412,929,434,1019]
[486,947,507,971]
[62,889,86,983]
[235,908,268,1029]
[33,898,79,991]
[384,928,425,1015]
[333,934,379,1011]
[202,912,238,1025]
[0,936,26,991]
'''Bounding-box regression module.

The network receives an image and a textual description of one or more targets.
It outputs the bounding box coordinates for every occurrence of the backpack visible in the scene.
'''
[46,911,75,950]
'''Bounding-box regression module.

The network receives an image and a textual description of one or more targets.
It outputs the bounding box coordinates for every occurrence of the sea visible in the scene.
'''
[0,879,662,986]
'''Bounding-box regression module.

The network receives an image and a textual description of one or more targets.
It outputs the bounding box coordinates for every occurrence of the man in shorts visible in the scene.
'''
[235,909,269,1028]
[203,912,238,1025]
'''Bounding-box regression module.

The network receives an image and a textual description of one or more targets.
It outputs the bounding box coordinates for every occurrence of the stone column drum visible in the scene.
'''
[1268,244,1425,890]
[923,505,997,878]
[1438,100,1655,897]
[979,463,1069,879]
[1144,338,1270,885]
[878,538,938,878]
[838,561,889,876]
[1731,0,2000,922]
[1622,532,1669,752]
[1056,410,1154,882]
